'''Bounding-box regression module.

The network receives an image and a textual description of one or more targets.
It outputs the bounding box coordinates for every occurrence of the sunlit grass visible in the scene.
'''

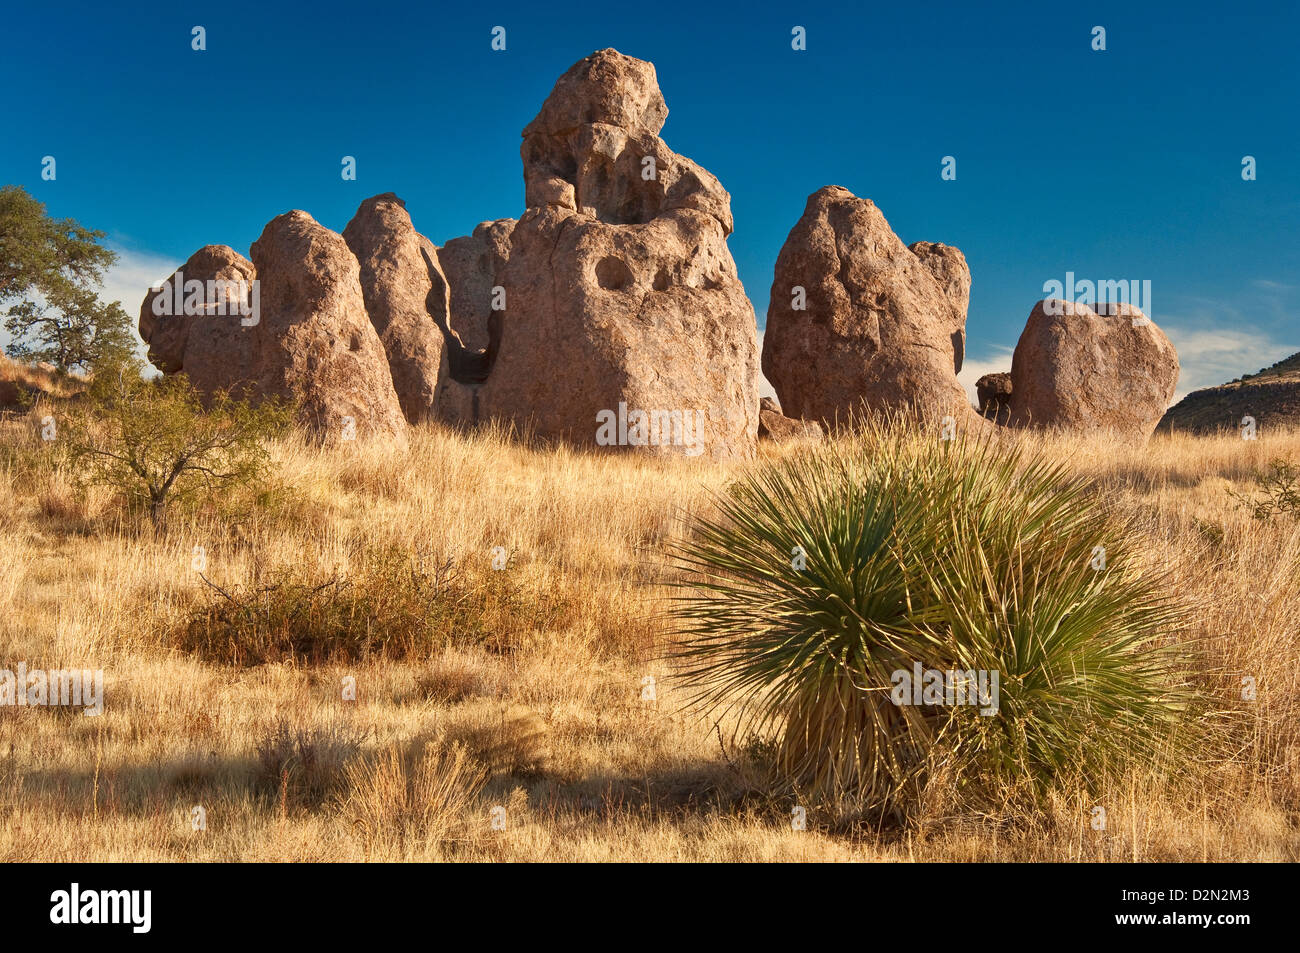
[0,416,1296,860]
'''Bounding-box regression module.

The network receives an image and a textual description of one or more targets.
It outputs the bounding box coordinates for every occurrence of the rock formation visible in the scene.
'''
[139,245,257,396]
[249,210,408,444]
[130,53,1204,453]
[1008,299,1178,439]
[141,215,408,444]
[431,219,514,426]
[757,396,823,443]
[342,193,445,425]
[136,52,763,457]
[141,54,1204,455]
[437,219,515,357]
[762,186,973,427]
[909,240,970,371]
[460,49,759,459]
[975,372,1013,423]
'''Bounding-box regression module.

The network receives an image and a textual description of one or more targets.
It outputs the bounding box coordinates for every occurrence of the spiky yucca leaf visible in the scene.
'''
[670,422,1194,817]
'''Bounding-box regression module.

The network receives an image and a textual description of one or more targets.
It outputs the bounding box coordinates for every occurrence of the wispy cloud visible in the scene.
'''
[1153,278,1298,402]
[1160,325,1296,401]
[101,246,182,346]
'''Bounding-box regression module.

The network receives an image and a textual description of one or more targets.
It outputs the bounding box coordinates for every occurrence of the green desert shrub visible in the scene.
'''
[670,422,1196,820]
[1228,456,1300,522]
[59,372,292,529]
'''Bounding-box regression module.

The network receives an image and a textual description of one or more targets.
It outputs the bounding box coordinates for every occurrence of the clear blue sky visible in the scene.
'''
[3,0,1296,399]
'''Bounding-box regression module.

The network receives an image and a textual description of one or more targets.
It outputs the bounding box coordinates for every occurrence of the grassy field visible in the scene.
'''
[1,416,1298,861]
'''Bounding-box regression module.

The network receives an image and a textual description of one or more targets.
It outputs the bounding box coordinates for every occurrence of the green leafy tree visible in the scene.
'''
[63,372,292,528]
[0,184,138,376]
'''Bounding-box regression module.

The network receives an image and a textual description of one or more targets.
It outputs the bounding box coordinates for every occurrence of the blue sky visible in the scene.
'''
[3,0,1296,400]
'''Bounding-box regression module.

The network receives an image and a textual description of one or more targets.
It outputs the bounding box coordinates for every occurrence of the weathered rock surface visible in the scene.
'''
[140,223,408,445]
[462,49,758,459]
[342,193,446,425]
[248,210,407,444]
[762,186,974,427]
[909,240,970,371]
[138,245,257,395]
[432,219,516,426]
[757,396,823,443]
[437,219,515,355]
[975,372,1013,423]
[523,50,667,140]
[1008,299,1178,439]
[518,51,731,229]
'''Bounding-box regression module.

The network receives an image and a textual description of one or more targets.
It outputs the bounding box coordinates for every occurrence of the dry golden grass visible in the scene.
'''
[0,354,83,410]
[1,418,1297,861]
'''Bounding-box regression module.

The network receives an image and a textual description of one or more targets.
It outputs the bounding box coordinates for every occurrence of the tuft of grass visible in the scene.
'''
[415,653,490,704]
[445,703,551,778]
[670,421,1199,819]
[252,719,368,811]
[340,737,488,855]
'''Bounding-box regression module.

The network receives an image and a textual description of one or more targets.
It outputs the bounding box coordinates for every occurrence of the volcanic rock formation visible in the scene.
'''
[342,193,445,425]
[139,244,257,395]
[762,186,973,428]
[975,372,1013,423]
[460,49,760,459]
[1008,299,1178,440]
[757,396,823,443]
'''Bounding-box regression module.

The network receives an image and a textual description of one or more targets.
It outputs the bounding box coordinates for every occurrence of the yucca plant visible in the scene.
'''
[670,420,1195,818]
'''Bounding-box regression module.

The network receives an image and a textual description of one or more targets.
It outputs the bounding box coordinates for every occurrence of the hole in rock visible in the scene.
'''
[595,257,634,291]
[616,189,658,225]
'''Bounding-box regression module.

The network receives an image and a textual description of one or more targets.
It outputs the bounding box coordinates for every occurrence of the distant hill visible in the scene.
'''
[1158,352,1300,434]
